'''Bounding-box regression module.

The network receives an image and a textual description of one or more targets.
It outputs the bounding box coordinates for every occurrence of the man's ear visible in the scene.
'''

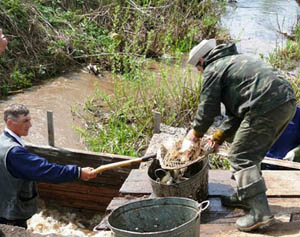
[6,119,14,128]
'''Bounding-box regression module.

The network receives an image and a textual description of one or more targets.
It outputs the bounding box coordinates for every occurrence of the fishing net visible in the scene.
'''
[157,136,213,170]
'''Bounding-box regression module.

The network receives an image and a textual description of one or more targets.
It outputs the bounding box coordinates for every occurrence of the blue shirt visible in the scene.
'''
[4,131,80,183]
[266,106,300,159]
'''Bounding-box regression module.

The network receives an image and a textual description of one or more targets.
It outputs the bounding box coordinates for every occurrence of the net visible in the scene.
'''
[157,136,213,170]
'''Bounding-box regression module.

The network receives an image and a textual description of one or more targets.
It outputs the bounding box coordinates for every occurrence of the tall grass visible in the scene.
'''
[76,57,202,156]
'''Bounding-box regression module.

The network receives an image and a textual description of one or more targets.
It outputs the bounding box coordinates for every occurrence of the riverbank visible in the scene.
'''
[0,0,228,96]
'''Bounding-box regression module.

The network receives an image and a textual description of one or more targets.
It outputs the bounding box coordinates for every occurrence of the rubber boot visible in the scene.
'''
[220,192,250,210]
[236,193,274,232]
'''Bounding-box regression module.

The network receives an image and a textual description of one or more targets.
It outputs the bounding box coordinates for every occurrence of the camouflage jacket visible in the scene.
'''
[193,43,296,139]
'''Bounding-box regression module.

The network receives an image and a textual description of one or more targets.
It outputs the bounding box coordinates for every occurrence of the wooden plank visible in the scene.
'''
[26,143,141,165]
[96,196,300,233]
[219,154,300,170]
[40,196,108,212]
[39,189,111,211]
[264,171,300,196]
[119,169,235,196]
[38,188,113,204]
[263,157,300,170]
[38,182,120,197]
[120,169,300,197]
[200,222,300,237]
[120,169,152,195]
[208,170,235,197]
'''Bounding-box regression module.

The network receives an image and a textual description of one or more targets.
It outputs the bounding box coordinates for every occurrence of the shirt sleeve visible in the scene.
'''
[6,146,80,183]
[193,70,222,135]
[218,110,242,141]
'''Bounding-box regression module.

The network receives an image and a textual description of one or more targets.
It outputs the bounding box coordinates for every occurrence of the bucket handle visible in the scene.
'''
[196,200,210,216]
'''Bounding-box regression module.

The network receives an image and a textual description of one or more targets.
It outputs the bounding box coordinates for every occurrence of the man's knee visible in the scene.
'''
[234,165,267,200]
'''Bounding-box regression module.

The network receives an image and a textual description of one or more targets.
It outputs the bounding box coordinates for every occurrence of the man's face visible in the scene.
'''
[7,114,32,137]
[196,58,205,72]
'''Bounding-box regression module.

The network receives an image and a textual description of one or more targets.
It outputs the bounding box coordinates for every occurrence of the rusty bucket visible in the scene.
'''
[108,197,209,237]
[148,156,209,202]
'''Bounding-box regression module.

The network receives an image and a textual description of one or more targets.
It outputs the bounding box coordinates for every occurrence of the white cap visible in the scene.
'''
[187,39,216,66]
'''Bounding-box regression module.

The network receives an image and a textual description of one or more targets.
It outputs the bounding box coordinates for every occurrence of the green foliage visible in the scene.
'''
[268,21,300,71]
[209,154,231,170]
[77,58,202,156]
[0,0,228,93]
[268,40,299,70]
[10,68,33,89]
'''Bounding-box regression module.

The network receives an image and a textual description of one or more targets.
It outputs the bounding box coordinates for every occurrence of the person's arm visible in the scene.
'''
[283,146,300,162]
[6,146,97,183]
[0,28,7,55]
[213,111,242,145]
[192,70,222,137]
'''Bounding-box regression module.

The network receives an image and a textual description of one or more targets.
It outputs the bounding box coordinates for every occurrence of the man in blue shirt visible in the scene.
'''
[0,104,98,229]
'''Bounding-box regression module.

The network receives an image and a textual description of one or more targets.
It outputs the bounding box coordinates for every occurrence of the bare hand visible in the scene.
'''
[80,167,98,181]
[205,135,219,153]
[0,29,7,55]
[186,129,200,143]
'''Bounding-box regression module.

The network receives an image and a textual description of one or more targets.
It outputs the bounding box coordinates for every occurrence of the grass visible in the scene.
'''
[76,57,202,157]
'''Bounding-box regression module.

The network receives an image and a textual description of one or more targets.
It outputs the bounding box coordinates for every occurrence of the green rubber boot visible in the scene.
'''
[236,193,274,232]
[220,192,250,210]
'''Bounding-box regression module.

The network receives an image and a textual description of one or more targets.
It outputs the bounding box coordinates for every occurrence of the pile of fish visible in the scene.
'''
[155,136,209,185]
[160,137,204,164]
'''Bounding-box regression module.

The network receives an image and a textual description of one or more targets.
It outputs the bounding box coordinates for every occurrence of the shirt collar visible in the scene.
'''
[4,127,25,147]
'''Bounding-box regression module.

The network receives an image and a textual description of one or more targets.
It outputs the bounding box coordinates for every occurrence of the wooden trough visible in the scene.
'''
[26,143,140,212]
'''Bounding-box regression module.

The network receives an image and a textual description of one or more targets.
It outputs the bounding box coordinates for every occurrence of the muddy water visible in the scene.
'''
[223,0,300,55]
[0,71,114,150]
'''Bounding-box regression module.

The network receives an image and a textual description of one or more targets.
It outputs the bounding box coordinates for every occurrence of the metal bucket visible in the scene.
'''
[148,157,209,202]
[108,197,209,237]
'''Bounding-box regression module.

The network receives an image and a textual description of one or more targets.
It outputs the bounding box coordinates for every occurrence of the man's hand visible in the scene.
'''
[186,129,200,143]
[0,29,7,55]
[283,150,295,161]
[204,135,219,153]
[80,167,98,181]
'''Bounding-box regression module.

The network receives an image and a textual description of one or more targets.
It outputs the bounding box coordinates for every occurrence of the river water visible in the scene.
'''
[223,0,300,55]
[0,71,114,150]
[0,0,299,150]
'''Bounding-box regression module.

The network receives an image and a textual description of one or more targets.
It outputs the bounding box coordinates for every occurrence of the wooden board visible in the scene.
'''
[263,157,300,169]
[96,166,300,233]
[200,222,300,237]
[120,169,300,197]
[95,196,300,233]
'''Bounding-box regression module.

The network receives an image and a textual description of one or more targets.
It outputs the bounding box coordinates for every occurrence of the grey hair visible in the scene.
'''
[4,104,30,122]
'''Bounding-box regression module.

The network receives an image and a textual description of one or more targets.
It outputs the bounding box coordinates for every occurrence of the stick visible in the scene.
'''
[47,111,55,147]
[93,153,156,174]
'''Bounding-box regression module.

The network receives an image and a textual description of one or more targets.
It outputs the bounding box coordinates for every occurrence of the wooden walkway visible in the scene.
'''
[94,169,300,236]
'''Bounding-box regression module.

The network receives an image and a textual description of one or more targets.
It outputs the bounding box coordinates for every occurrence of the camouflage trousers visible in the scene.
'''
[228,100,296,200]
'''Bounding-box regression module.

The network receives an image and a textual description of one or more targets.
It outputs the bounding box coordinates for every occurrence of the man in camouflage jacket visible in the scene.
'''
[186,39,296,232]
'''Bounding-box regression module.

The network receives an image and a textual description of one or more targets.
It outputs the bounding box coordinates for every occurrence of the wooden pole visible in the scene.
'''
[47,111,55,147]
[153,110,161,134]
